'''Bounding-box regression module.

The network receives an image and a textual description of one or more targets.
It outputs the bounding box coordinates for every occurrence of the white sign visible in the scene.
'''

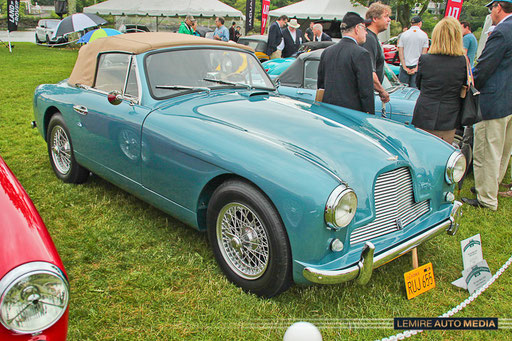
[462,260,492,294]
[461,234,483,269]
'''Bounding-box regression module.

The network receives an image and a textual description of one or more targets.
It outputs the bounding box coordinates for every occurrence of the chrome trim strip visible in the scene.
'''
[303,201,462,285]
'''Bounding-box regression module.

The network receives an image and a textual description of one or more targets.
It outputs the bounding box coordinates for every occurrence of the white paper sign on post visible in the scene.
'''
[461,234,483,269]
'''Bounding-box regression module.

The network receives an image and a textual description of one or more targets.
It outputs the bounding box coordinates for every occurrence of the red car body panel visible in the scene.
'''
[0,156,68,340]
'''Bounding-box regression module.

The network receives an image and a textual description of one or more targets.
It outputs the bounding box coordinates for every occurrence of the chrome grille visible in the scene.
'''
[350,167,430,245]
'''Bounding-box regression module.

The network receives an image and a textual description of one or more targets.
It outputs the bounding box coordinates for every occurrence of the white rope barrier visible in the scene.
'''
[378,253,512,341]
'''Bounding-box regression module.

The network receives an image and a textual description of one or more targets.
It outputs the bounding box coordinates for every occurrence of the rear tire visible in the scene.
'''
[207,180,292,297]
[47,113,89,184]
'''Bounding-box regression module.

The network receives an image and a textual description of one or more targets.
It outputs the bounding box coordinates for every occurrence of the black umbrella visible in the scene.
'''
[54,13,107,38]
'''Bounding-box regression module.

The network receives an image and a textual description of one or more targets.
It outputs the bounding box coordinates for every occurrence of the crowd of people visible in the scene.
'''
[177,15,241,42]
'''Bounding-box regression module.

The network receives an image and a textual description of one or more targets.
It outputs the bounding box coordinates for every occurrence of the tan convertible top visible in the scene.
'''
[68,32,254,87]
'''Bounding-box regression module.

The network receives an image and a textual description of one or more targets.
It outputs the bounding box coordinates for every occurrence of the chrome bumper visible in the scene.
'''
[303,200,462,285]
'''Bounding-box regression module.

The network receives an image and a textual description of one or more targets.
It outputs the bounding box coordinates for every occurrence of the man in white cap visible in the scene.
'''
[462,0,512,209]
[281,18,303,58]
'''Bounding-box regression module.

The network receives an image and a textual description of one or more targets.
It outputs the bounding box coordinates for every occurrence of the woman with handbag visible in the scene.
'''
[412,17,467,144]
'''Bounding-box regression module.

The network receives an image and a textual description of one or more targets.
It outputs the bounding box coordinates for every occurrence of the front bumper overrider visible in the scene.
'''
[303,200,463,285]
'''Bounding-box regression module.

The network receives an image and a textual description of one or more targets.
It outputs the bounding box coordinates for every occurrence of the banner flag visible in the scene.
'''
[246,0,255,33]
[445,0,464,20]
[261,0,270,35]
[7,0,20,32]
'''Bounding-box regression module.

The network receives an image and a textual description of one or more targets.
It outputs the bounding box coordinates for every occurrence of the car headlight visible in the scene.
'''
[446,151,466,184]
[325,184,358,229]
[0,262,69,334]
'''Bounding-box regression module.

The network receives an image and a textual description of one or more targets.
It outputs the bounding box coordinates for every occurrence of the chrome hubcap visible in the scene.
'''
[216,203,269,280]
[50,126,71,175]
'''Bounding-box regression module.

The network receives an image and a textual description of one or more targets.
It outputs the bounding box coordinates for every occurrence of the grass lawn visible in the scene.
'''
[0,43,511,340]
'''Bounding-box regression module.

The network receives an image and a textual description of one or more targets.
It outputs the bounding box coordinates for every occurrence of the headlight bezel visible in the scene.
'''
[325,184,358,230]
[446,151,467,184]
[0,261,69,334]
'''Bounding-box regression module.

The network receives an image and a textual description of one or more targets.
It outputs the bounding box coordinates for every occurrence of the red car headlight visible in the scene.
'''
[0,262,69,334]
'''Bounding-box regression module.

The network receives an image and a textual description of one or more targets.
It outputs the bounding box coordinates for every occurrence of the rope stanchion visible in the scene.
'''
[377,254,512,341]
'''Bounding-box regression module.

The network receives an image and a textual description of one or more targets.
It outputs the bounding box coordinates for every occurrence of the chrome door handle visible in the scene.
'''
[73,105,88,115]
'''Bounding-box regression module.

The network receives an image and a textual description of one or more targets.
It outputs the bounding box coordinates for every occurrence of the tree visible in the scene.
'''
[459,0,489,31]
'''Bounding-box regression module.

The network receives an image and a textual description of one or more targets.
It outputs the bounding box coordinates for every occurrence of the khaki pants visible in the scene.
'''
[422,128,456,145]
[269,50,282,59]
[473,115,512,210]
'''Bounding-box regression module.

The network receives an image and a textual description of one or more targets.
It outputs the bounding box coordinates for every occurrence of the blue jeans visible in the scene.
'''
[399,65,418,88]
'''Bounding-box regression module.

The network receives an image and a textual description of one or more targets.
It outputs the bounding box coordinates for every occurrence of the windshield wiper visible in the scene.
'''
[156,85,211,93]
[203,78,252,90]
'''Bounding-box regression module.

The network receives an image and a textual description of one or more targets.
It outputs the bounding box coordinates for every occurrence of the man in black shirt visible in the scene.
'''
[362,2,391,104]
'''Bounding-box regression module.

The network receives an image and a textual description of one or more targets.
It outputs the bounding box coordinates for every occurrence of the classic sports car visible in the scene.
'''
[33,32,465,297]
[266,48,420,125]
[237,35,270,62]
[0,156,69,339]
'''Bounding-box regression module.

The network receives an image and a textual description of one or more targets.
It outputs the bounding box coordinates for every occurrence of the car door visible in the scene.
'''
[71,53,151,185]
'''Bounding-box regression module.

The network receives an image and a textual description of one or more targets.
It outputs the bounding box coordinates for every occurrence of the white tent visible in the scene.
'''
[84,0,244,19]
[269,0,367,20]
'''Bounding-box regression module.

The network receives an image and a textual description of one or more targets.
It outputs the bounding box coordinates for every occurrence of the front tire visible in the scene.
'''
[47,113,89,183]
[207,180,292,297]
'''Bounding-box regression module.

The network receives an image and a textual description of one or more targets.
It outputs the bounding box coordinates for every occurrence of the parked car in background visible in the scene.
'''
[35,19,67,44]
[262,41,337,76]
[118,24,150,33]
[264,48,420,125]
[237,35,269,62]
[0,155,69,340]
[33,32,464,297]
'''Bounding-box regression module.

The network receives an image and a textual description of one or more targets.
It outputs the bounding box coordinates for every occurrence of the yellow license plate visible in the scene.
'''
[404,262,436,300]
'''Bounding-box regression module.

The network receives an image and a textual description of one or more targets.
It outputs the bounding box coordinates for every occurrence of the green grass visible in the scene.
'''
[1,43,511,340]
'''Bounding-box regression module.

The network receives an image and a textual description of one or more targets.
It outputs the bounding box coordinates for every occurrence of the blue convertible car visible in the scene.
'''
[33,33,465,297]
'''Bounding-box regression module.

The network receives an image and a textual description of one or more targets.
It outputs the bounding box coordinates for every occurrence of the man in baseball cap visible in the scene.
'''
[317,12,374,114]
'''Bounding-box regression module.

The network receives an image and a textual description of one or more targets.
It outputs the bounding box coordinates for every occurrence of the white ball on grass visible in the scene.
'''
[283,322,322,341]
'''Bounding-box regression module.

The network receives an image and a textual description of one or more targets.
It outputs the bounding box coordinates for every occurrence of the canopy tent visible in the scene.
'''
[84,0,244,19]
[268,0,367,21]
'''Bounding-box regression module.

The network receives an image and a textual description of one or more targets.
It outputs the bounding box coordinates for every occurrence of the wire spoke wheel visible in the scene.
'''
[50,126,71,175]
[47,113,89,184]
[216,203,270,280]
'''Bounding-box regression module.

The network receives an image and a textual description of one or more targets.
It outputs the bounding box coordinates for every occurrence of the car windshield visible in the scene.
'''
[146,48,275,99]
[46,21,60,29]
[238,39,266,53]
[382,64,403,91]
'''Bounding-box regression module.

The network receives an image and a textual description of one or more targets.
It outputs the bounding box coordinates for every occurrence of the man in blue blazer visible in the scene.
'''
[463,0,512,209]
[266,15,288,59]
[317,12,374,114]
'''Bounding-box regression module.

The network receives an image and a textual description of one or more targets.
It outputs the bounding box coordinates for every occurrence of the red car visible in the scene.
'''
[0,156,69,340]
[383,43,400,65]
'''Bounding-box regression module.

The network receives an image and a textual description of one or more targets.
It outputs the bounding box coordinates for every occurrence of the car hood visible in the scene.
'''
[389,85,420,101]
[0,158,64,278]
[156,90,453,200]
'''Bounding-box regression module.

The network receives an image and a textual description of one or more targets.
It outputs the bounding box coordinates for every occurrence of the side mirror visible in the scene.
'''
[107,91,122,105]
